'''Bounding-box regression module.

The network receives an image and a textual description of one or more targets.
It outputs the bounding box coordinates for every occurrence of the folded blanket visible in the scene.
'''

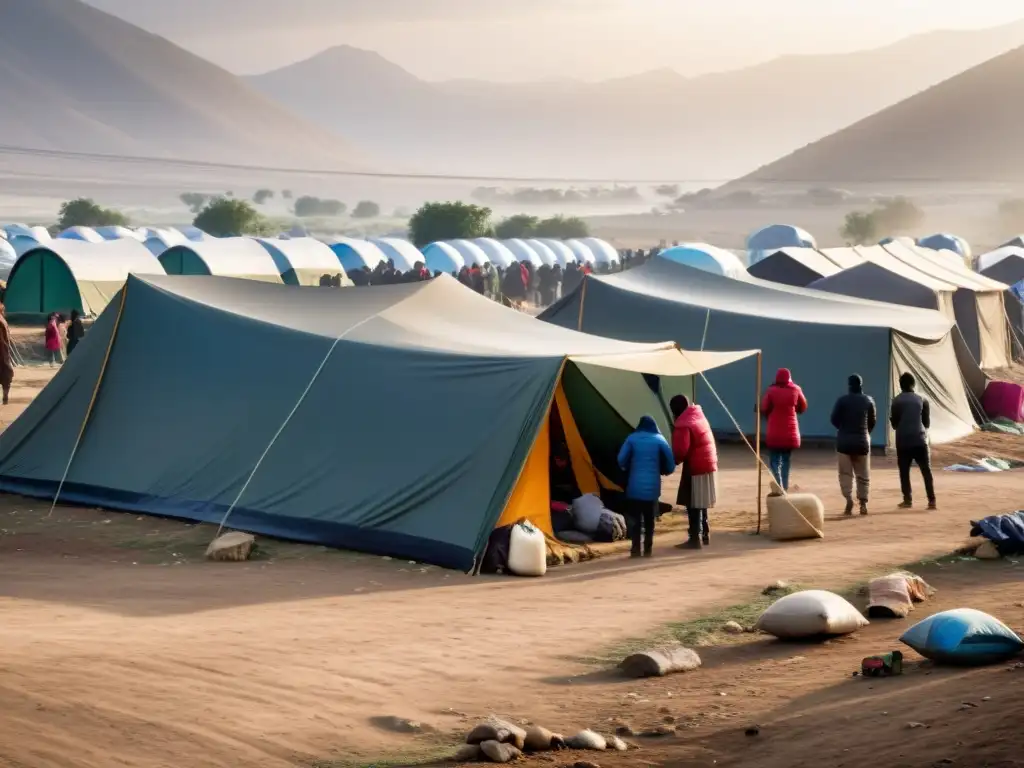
[867,572,935,619]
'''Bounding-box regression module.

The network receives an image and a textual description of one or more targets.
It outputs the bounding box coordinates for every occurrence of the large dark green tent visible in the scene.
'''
[0,274,752,570]
[540,257,976,449]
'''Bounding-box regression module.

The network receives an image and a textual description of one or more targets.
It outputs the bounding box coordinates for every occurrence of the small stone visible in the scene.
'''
[907,722,928,729]
[454,744,483,762]
[718,692,727,697]
[762,580,790,595]
[614,724,635,737]
[641,725,676,737]
[982,697,992,702]
[605,736,628,752]
[662,715,676,724]
[723,621,744,635]
[205,531,256,562]
[745,725,760,737]
[468,718,527,750]
[480,740,521,763]
[573,762,600,768]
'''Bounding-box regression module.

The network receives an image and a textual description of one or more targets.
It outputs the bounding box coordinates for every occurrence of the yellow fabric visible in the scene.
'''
[554,383,623,494]
[496,412,553,535]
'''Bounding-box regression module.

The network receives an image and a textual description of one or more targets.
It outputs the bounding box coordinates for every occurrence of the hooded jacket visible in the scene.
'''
[890,384,931,450]
[761,368,808,451]
[830,376,877,456]
[617,415,675,502]
[672,405,718,476]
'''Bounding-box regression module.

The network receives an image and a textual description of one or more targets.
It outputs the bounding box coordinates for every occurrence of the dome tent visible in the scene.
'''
[502,239,543,266]
[327,238,389,273]
[58,226,104,243]
[918,234,972,262]
[95,226,143,241]
[445,239,490,267]
[3,239,165,317]
[576,238,620,265]
[143,228,189,257]
[747,224,816,265]
[564,240,596,265]
[159,238,283,283]
[422,242,465,274]
[660,243,746,278]
[538,239,578,266]
[524,239,558,267]
[472,238,516,268]
[370,238,423,272]
[255,237,350,286]
[0,238,16,280]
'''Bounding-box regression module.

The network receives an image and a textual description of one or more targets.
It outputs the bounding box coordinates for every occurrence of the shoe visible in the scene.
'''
[927,501,937,511]
[859,502,869,516]
[630,550,642,559]
[678,539,702,550]
[898,500,912,509]
[702,534,710,546]
[844,499,854,516]
[643,551,654,559]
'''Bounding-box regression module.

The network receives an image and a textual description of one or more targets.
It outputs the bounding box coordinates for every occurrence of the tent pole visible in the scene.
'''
[576,277,589,331]
[755,351,763,535]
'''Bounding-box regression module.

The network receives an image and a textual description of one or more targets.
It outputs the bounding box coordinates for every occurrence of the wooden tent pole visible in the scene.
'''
[576,277,589,331]
[755,351,763,534]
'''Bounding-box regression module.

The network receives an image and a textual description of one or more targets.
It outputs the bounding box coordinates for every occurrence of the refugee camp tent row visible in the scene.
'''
[540,256,976,449]
[255,237,350,286]
[0,273,755,571]
[2,238,166,318]
[371,238,423,272]
[3,224,52,257]
[57,226,105,243]
[158,238,285,283]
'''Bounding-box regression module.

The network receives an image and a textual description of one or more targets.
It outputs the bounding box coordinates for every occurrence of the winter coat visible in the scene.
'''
[760,368,808,451]
[889,391,931,450]
[830,388,877,456]
[672,405,718,476]
[44,319,61,352]
[617,415,675,502]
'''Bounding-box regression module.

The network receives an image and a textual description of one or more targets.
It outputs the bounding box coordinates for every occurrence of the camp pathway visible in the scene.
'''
[0,450,1019,768]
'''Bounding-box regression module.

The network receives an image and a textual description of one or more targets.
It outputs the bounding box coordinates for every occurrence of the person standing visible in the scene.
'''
[670,395,718,549]
[617,415,675,558]
[830,374,876,516]
[0,303,14,406]
[66,309,86,356]
[760,368,808,491]
[890,372,936,510]
[44,312,63,366]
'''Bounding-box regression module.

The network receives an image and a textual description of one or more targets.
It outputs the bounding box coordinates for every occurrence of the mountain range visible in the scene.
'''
[738,43,1024,185]
[0,0,359,170]
[246,21,1024,180]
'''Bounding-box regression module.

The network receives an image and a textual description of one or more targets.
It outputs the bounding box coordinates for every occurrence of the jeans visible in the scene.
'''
[769,450,792,490]
[897,446,935,503]
[627,499,657,556]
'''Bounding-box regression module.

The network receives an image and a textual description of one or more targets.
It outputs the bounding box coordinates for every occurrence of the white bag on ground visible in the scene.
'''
[572,493,606,534]
[755,589,868,639]
[508,521,547,577]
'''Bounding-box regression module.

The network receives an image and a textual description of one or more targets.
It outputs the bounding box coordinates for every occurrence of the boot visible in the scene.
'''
[843,499,854,516]
[859,501,869,516]
[927,500,937,511]
[898,497,912,509]
[680,509,702,549]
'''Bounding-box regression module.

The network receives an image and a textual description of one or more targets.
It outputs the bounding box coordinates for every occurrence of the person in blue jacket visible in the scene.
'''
[617,415,675,558]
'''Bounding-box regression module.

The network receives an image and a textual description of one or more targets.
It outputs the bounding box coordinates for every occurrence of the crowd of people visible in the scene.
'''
[615,368,938,557]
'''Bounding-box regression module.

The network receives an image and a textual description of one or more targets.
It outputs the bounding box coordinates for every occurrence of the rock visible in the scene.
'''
[745,726,760,737]
[614,724,635,737]
[480,741,521,763]
[454,744,484,762]
[975,541,1002,560]
[468,718,527,750]
[723,621,745,635]
[605,736,628,752]
[573,762,600,768]
[524,726,558,752]
[762,580,790,595]
[567,730,606,751]
[640,725,676,737]
[907,722,928,729]
[205,531,256,562]
[619,647,702,678]
[662,715,676,724]
[982,697,992,702]
[371,716,425,734]
[657,706,671,714]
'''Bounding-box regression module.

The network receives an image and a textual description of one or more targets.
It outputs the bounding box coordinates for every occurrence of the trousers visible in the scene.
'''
[897,445,935,503]
[768,450,792,490]
[837,453,870,502]
[627,499,657,555]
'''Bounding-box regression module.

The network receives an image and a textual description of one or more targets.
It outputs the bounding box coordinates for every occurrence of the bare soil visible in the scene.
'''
[0,357,1022,768]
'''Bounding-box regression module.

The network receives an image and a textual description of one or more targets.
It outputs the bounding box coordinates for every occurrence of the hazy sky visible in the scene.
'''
[87,0,1024,80]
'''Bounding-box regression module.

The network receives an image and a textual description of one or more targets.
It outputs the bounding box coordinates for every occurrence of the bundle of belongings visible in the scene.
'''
[866,572,935,619]
[552,493,628,545]
[969,511,1024,557]
[481,519,598,574]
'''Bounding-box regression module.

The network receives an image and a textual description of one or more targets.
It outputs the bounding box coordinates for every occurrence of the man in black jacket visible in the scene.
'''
[830,374,877,515]
[890,372,936,510]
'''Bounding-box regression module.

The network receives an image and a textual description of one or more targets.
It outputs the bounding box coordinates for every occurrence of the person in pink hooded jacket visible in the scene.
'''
[760,368,808,491]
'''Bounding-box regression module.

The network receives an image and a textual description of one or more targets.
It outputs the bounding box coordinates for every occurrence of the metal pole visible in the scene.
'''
[755,351,763,534]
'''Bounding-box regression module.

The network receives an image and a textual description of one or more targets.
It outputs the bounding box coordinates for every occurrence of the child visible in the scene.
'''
[617,415,674,558]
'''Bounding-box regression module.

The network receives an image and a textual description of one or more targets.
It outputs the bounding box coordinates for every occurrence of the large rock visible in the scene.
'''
[619,646,702,678]
[467,718,527,750]
[523,725,565,752]
[453,744,483,762]
[205,531,256,562]
[480,741,521,763]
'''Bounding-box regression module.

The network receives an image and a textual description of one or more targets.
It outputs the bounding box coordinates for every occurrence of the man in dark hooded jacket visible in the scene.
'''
[890,372,936,510]
[830,374,876,515]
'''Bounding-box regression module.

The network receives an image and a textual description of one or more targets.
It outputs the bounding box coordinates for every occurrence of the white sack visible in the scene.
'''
[755,589,868,639]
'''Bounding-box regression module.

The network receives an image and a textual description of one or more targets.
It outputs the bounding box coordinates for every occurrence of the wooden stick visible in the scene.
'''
[755,351,763,535]
[576,276,589,331]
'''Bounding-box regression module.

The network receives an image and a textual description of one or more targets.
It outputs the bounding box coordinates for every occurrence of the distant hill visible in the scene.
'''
[246,23,1024,180]
[0,0,361,170]
[738,43,1024,185]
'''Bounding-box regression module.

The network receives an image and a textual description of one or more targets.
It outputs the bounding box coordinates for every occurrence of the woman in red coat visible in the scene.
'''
[760,368,808,491]
[670,395,718,549]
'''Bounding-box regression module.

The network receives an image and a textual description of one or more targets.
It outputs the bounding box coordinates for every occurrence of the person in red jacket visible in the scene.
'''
[760,368,808,492]
[670,395,719,549]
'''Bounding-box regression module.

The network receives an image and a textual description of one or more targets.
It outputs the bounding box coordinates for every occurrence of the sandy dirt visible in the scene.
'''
[0,360,1022,768]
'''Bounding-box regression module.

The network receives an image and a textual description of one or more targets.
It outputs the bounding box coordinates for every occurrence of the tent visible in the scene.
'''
[57,226,104,243]
[2,239,165,317]
[747,224,817,265]
[95,226,143,241]
[524,239,558,267]
[977,246,1024,357]
[576,238,620,265]
[564,239,597,265]
[422,242,465,273]
[445,239,490,267]
[143,228,189,257]
[159,238,284,283]
[328,237,388,273]
[370,238,423,272]
[0,273,754,571]
[538,239,578,267]
[540,256,975,449]
[660,243,746,278]
[746,247,842,287]
[502,239,544,266]
[918,234,971,262]
[256,237,350,286]
[472,238,516,269]
[879,241,1009,369]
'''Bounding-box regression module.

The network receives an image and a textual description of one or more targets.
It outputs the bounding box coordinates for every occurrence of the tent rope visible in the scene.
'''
[212,311,382,540]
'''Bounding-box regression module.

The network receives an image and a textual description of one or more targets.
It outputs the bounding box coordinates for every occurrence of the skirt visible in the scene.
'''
[678,468,718,509]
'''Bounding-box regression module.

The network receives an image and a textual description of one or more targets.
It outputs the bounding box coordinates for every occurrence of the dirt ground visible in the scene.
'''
[1,357,1023,768]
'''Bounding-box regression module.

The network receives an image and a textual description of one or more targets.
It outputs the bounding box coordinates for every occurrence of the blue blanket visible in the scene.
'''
[970,511,1024,555]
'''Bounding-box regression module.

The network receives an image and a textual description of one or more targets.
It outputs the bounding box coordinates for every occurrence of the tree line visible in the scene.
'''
[179,191,380,220]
